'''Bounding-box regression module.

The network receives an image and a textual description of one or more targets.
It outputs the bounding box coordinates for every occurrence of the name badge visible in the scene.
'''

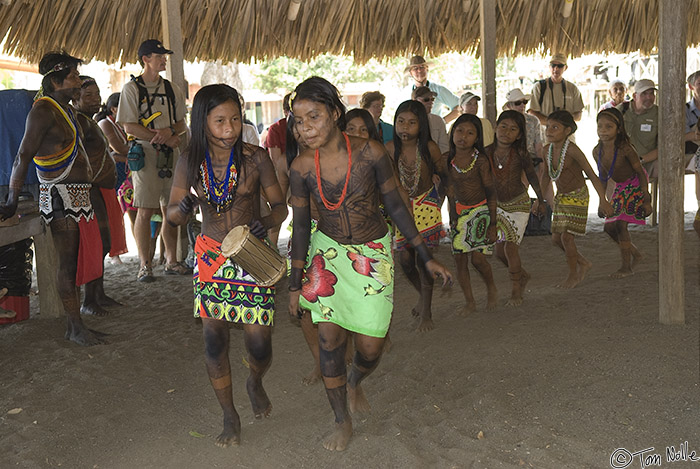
[640,124,652,132]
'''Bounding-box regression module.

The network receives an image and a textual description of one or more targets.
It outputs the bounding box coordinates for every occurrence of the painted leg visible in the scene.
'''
[471,251,498,311]
[244,324,272,419]
[318,322,352,451]
[202,318,240,447]
[454,252,476,315]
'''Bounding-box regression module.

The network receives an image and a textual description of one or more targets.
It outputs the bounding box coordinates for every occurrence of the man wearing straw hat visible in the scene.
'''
[528,53,584,125]
[405,55,460,123]
[117,39,188,282]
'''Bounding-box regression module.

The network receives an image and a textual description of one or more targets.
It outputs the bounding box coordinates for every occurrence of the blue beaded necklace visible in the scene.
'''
[200,147,238,213]
[596,145,618,183]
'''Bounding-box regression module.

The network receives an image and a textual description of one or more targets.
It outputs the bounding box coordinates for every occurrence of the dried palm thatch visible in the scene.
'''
[0,0,698,65]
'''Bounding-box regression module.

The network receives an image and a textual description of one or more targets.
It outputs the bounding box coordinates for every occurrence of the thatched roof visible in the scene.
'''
[0,0,698,65]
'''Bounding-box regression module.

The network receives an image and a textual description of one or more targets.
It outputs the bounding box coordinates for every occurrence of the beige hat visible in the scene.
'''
[502,88,532,110]
[550,53,568,65]
[459,91,480,107]
[633,79,656,94]
[404,55,433,74]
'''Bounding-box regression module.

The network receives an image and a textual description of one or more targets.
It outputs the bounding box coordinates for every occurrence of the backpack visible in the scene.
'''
[131,75,178,128]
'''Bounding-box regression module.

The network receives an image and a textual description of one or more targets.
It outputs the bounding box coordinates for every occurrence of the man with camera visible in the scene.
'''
[117,39,188,282]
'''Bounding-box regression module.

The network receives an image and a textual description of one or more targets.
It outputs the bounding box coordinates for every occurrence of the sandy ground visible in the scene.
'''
[1,212,699,469]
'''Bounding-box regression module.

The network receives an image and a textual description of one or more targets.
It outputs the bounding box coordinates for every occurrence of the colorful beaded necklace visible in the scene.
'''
[451,149,478,174]
[315,132,352,211]
[398,148,421,194]
[200,147,238,213]
[547,139,570,181]
[596,145,618,183]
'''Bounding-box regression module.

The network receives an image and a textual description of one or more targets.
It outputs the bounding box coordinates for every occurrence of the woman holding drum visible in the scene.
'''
[287,77,452,451]
[166,84,287,447]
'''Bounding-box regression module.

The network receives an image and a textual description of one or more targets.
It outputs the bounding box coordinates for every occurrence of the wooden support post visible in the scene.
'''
[160,0,189,262]
[658,0,688,325]
[160,0,186,96]
[32,220,63,318]
[479,0,497,124]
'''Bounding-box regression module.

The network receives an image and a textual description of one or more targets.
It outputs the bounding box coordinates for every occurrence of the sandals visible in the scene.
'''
[137,265,155,283]
[164,262,192,275]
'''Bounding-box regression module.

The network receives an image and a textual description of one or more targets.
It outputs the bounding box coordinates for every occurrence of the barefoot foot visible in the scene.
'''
[214,413,241,447]
[348,384,371,414]
[611,268,633,279]
[323,418,353,451]
[302,366,322,386]
[80,302,110,317]
[65,323,106,346]
[457,302,476,316]
[556,274,580,289]
[246,376,272,419]
[416,317,434,332]
[505,296,523,307]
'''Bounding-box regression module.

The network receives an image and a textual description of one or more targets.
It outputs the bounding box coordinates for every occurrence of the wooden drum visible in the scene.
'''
[220,225,285,287]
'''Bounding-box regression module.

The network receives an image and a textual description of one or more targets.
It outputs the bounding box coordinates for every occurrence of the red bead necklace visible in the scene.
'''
[315,132,352,211]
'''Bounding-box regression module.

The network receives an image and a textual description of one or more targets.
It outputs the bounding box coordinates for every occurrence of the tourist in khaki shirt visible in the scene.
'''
[616,79,658,178]
[528,53,584,124]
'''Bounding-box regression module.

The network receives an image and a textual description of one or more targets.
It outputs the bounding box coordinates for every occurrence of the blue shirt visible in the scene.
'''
[406,80,459,117]
[378,120,394,144]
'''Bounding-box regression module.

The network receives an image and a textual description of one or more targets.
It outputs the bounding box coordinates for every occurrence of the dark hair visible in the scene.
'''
[496,110,528,159]
[447,113,485,166]
[79,75,97,89]
[345,108,381,142]
[688,71,700,86]
[392,100,435,175]
[39,51,82,94]
[547,109,577,135]
[286,112,300,169]
[290,76,346,131]
[185,84,244,190]
[360,91,385,109]
[596,107,631,149]
[95,92,120,122]
[282,93,292,113]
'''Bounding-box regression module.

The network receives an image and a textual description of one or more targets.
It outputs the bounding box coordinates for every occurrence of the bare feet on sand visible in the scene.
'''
[65,323,106,346]
[506,271,529,306]
[98,294,123,307]
[416,317,434,332]
[80,303,110,317]
[246,377,272,419]
[348,384,371,414]
[215,413,241,447]
[611,268,633,279]
[302,366,322,385]
[323,418,353,451]
[458,302,476,316]
[486,288,498,312]
[577,258,592,283]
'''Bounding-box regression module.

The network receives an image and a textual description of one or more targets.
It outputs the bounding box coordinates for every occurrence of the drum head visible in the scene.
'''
[220,225,250,257]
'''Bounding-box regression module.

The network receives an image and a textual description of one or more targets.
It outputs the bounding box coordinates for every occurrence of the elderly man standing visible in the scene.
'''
[405,56,460,123]
[528,53,584,125]
[117,39,188,282]
[616,79,658,179]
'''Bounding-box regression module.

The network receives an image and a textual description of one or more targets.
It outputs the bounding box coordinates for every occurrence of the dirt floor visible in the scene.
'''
[1,215,698,469]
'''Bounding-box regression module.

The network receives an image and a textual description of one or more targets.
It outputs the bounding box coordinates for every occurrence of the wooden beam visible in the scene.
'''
[658,0,689,325]
[161,0,189,262]
[479,0,497,124]
[161,0,186,99]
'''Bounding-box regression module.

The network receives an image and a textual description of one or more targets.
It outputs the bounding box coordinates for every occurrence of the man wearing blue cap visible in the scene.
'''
[117,39,188,282]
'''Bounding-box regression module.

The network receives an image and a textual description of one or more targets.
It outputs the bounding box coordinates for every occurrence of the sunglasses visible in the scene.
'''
[550,63,566,69]
[512,99,529,106]
[419,97,436,102]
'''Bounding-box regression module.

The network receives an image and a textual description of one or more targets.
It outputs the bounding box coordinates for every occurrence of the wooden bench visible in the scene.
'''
[0,200,62,318]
